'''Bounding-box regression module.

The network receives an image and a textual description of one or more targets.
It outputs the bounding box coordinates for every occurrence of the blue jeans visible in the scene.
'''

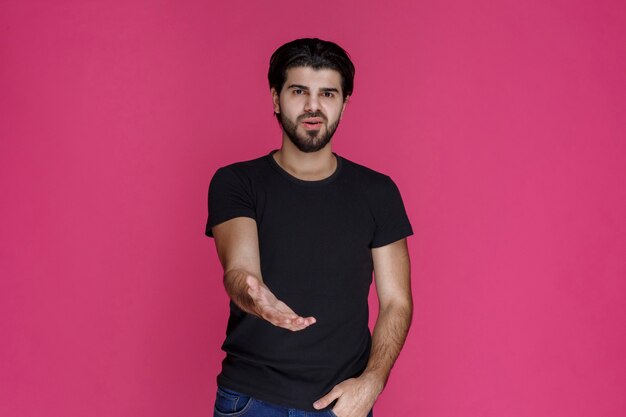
[214,386,374,417]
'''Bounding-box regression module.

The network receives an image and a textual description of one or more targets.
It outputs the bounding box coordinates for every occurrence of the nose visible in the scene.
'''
[304,94,320,112]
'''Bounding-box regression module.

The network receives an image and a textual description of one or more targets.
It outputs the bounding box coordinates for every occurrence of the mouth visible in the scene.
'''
[302,122,322,130]
[301,117,324,130]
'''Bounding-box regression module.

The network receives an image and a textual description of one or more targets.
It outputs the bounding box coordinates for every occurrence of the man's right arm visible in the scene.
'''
[211,216,316,331]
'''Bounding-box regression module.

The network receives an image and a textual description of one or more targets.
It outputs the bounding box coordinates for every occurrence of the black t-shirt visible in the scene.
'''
[205,149,413,410]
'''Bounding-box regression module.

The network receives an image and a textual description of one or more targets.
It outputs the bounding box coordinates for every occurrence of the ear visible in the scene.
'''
[270,87,280,114]
[339,95,350,120]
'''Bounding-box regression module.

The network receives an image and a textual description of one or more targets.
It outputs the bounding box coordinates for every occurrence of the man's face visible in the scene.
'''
[272,66,348,153]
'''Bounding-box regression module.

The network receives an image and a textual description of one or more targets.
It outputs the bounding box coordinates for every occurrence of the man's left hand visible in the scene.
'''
[312,372,385,417]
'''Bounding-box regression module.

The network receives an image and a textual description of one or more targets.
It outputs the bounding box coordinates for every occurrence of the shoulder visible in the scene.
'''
[207,154,270,199]
[215,154,266,175]
[340,155,396,190]
[211,154,269,184]
[339,156,409,214]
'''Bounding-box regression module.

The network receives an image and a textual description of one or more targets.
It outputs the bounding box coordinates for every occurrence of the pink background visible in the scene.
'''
[1,1,625,416]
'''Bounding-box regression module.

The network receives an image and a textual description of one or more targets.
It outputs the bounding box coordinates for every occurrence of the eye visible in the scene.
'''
[293,89,305,95]
[322,92,334,98]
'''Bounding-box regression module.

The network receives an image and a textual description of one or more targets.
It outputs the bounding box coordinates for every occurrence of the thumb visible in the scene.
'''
[313,387,341,410]
[246,275,259,291]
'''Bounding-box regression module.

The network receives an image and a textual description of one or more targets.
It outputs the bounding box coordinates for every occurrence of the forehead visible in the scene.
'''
[283,66,343,91]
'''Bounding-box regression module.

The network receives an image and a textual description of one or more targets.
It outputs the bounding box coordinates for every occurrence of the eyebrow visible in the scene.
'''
[287,84,340,93]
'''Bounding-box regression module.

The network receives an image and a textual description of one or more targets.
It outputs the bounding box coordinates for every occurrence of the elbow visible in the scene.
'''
[379,296,413,318]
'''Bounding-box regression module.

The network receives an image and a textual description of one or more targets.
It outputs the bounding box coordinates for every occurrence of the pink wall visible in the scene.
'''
[1,1,625,416]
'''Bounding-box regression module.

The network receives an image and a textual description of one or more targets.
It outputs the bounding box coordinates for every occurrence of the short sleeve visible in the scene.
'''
[205,166,256,237]
[370,175,414,248]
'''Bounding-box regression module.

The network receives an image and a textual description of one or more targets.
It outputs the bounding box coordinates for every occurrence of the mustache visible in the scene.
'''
[298,111,327,122]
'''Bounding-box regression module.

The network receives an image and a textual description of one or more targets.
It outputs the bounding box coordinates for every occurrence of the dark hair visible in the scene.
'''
[268,38,355,101]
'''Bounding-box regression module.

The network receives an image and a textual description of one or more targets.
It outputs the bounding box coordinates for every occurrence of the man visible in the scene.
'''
[205,38,413,417]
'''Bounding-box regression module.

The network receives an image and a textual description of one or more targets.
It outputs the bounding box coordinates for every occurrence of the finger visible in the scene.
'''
[245,275,259,290]
[287,315,317,329]
[289,317,315,331]
[263,309,297,326]
[270,301,311,324]
[287,316,316,330]
[247,277,274,306]
[246,277,259,298]
[257,293,317,330]
[271,315,317,331]
[313,386,342,409]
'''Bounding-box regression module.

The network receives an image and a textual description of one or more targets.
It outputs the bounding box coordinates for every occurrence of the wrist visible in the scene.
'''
[360,369,386,394]
[224,270,259,315]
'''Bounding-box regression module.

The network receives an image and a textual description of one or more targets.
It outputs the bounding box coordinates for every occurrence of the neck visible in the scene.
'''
[273,139,336,181]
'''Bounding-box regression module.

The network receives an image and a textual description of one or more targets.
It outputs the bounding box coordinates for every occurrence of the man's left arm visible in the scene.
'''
[313,238,413,417]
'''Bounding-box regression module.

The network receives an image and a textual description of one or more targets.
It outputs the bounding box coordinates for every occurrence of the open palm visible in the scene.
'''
[246,275,316,331]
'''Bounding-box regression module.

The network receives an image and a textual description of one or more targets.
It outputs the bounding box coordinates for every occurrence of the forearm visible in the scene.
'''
[362,301,413,389]
[312,301,413,412]
[313,240,413,414]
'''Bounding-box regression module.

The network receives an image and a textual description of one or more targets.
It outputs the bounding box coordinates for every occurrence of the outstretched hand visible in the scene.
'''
[245,275,316,331]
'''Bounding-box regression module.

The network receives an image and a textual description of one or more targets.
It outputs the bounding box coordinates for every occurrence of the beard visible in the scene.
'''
[277,110,341,153]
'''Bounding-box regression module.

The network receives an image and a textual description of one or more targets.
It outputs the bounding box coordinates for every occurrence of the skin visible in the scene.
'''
[211,66,413,417]
[270,66,348,180]
[312,238,412,417]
